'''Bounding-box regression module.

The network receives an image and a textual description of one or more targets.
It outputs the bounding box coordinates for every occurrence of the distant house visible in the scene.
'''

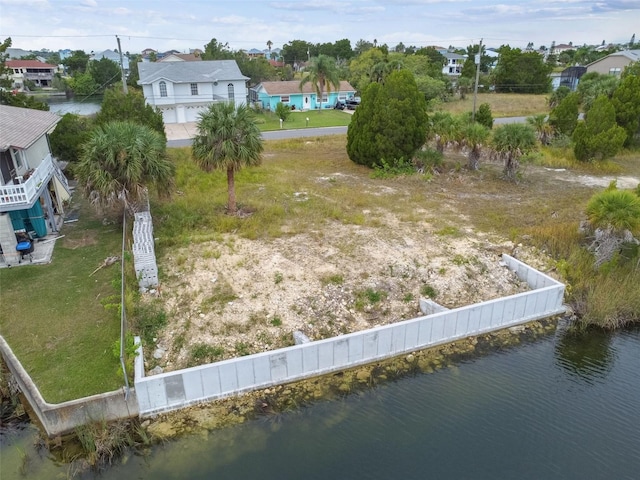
[586,50,640,76]
[141,48,157,57]
[5,60,57,90]
[6,48,38,60]
[552,43,575,54]
[250,80,356,111]
[560,66,587,91]
[442,52,466,76]
[0,105,71,265]
[89,49,129,71]
[245,48,266,59]
[138,60,249,124]
[58,49,72,60]
[158,53,201,62]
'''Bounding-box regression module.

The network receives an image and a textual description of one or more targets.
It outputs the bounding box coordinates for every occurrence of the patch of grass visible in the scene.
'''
[321,273,345,286]
[253,109,352,131]
[354,288,386,311]
[403,293,415,303]
[274,272,284,284]
[437,93,549,118]
[131,301,167,346]
[452,254,470,266]
[270,316,282,327]
[0,195,123,402]
[189,343,224,365]
[235,342,251,356]
[200,278,237,312]
[435,226,460,236]
[420,284,438,298]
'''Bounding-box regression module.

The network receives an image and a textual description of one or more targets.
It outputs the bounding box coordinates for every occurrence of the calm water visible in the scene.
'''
[45,95,102,116]
[2,324,639,479]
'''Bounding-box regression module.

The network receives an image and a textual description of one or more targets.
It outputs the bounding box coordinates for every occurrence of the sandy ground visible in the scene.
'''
[148,213,551,373]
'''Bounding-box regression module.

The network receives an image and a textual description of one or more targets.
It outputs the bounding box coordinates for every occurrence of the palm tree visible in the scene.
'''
[266,40,273,57]
[492,123,537,181]
[527,114,553,145]
[299,54,340,112]
[460,122,490,170]
[430,112,461,153]
[192,102,263,215]
[76,121,174,214]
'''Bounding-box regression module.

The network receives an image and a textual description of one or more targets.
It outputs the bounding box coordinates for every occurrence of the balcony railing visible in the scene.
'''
[0,154,54,210]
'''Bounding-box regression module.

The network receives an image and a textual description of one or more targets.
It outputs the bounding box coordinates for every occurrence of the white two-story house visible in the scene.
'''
[138,60,249,124]
[442,52,466,76]
[0,105,71,265]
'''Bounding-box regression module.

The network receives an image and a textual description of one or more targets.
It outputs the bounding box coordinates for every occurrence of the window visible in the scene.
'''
[609,67,621,76]
[12,149,23,169]
[228,83,234,100]
[159,81,167,97]
[190,83,198,95]
[281,95,290,103]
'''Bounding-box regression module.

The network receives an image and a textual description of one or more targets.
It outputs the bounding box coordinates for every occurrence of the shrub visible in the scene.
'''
[586,188,640,234]
[347,70,428,169]
[549,92,579,136]
[414,148,443,173]
[275,102,291,121]
[49,113,93,165]
[475,103,493,129]
[573,95,626,161]
[95,88,166,140]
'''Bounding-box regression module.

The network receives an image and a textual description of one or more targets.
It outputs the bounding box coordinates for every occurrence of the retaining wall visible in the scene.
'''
[134,254,566,416]
[0,336,139,437]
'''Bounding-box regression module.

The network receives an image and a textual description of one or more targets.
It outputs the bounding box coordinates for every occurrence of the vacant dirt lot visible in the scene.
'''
[146,140,639,374]
[151,201,551,373]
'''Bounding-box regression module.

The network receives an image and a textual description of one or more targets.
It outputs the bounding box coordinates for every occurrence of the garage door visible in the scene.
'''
[186,105,208,123]
[161,107,176,124]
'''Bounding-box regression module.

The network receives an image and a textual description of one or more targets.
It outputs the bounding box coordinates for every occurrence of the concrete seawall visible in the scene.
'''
[0,336,139,437]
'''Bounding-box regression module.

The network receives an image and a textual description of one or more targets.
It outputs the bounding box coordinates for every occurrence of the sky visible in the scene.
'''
[0,0,639,55]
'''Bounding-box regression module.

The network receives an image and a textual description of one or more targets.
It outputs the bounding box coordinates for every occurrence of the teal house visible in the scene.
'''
[250,80,356,111]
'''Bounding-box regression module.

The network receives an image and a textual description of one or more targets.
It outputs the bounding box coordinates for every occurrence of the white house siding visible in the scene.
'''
[24,136,50,170]
[144,80,247,124]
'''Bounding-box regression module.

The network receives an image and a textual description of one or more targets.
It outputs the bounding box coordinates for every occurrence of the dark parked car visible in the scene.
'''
[334,100,345,110]
[345,96,361,110]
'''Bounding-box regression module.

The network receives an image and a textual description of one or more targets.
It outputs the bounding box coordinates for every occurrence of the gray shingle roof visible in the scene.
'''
[0,105,60,150]
[138,60,248,84]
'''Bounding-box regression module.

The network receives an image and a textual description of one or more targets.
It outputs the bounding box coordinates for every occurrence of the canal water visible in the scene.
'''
[2,323,639,479]
[45,95,102,116]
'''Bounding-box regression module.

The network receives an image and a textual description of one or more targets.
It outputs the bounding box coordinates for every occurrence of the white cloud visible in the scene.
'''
[80,0,97,7]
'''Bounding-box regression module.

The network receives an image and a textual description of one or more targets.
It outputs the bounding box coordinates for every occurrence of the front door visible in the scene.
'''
[304,95,310,110]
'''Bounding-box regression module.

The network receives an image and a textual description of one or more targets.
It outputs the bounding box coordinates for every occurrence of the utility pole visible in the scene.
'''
[116,35,128,94]
[472,38,483,123]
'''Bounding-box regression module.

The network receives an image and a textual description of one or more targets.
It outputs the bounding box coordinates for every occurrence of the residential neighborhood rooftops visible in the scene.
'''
[5,60,57,69]
[138,60,248,84]
[256,80,355,95]
[0,105,61,150]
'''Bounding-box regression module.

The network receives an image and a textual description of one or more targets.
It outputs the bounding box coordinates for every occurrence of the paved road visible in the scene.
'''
[167,116,532,148]
[168,126,349,148]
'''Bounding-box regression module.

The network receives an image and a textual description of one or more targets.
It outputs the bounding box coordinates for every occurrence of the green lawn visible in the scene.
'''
[0,197,124,403]
[254,109,352,131]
